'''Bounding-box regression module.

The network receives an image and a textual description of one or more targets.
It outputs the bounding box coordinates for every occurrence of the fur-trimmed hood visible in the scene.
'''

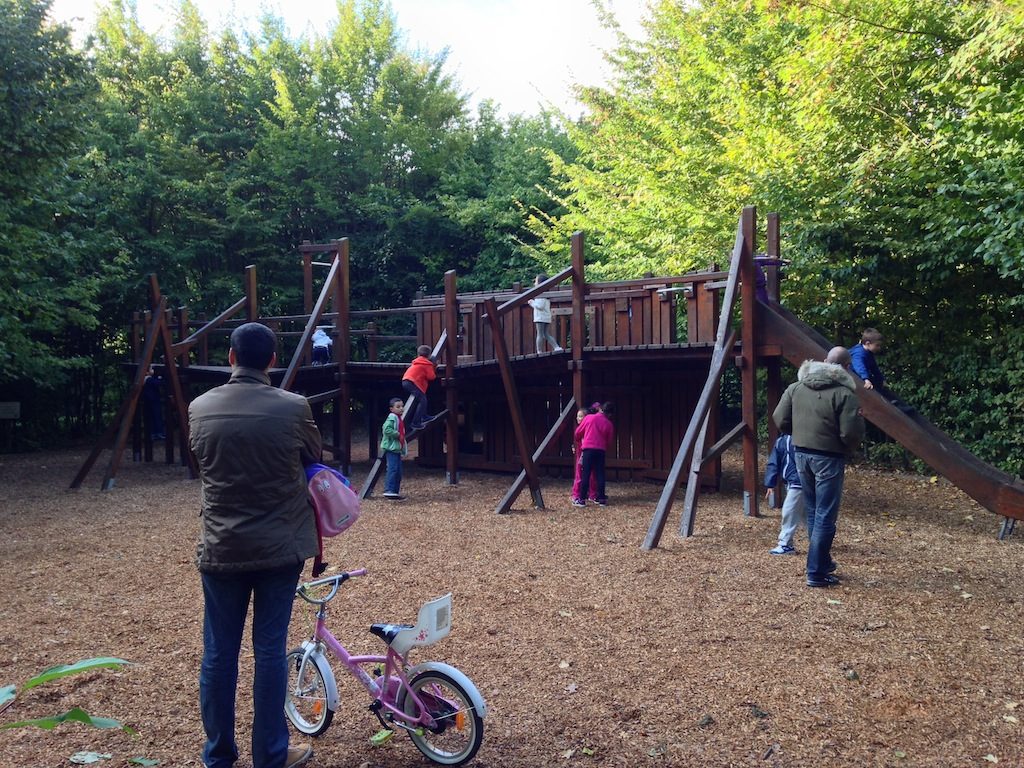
[797,360,857,392]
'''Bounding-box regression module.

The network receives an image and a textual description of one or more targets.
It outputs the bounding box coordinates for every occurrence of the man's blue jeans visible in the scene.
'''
[384,450,402,494]
[795,452,846,582]
[200,563,302,768]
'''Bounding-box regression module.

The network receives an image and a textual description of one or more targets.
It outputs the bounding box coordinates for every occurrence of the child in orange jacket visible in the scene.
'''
[401,344,437,430]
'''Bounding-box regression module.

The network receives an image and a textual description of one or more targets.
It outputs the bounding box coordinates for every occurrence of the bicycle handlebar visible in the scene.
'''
[296,568,367,605]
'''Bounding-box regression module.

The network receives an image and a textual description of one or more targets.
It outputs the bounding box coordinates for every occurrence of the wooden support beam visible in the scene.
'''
[571,231,586,406]
[245,264,258,322]
[171,298,247,357]
[699,419,746,467]
[679,331,737,537]
[739,206,759,518]
[334,239,351,473]
[155,292,198,482]
[281,252,341,392]
[444,270,459,485]
[496,398,576,514]
[484,297,544,509]
[71,301,166,490]
[766,213,781,302]
[644,218,745,550]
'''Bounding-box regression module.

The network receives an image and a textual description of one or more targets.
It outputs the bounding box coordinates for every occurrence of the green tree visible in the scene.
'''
[0,0,120,441]
[536,0,1024,472]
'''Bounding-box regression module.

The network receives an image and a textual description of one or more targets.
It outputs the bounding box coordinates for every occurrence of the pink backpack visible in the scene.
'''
[305,464,360,575]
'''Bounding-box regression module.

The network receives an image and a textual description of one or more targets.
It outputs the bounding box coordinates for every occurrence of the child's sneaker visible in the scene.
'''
[594,498,608,507]
[571,498,586,507]
[769,544,796,555]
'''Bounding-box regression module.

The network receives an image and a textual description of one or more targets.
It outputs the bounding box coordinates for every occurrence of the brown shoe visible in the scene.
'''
[284,743,313,768]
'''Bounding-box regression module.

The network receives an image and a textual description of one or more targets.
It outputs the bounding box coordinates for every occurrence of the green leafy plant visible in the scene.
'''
[0,658,133,732]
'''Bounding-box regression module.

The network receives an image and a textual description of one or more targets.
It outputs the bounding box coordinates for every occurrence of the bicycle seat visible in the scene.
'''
[370,593,452,655]
[370,622,413,646]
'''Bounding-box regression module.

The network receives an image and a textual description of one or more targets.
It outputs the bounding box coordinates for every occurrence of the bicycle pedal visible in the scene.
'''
[369,728,395,746]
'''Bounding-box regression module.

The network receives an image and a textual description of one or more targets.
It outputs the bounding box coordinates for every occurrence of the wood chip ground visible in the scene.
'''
[1,445,1022,767]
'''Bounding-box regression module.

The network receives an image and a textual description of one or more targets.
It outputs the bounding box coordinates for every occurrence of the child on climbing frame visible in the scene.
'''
[380,397,408,501]
[527,274,563,355]
[573,402,614,507]
[402,344,437,430]
[571,404,599,504]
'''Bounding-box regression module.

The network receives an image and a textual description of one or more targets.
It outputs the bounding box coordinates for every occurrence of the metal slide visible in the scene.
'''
[761,302,1024,523]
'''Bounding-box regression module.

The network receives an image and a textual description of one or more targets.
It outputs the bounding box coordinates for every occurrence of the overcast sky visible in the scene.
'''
[48,0,649,117]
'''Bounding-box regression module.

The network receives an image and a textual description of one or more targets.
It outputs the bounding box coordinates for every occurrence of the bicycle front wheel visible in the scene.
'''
[285,648,334,736]
[401,670,484,765]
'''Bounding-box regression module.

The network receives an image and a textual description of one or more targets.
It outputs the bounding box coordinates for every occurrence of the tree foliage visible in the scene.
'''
[0,0,570,446]
[533,0,1024,473]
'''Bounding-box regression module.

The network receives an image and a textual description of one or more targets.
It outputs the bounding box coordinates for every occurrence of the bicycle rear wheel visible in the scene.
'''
[400,670,483,765]
[285,648,334,736]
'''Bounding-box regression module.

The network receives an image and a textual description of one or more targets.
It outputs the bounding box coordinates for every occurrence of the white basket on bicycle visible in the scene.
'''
[371,593,452,657]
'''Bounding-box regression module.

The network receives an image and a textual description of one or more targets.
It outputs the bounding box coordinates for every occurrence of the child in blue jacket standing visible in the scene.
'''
[765,433,804,555]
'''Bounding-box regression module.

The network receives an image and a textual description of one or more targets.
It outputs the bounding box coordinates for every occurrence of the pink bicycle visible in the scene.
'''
[285,569,486,765]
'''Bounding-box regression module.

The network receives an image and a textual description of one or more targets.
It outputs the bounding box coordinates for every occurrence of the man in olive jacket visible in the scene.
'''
[189,322,321,768]
[773,347,864,588]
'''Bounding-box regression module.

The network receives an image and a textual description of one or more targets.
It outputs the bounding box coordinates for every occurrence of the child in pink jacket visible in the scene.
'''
[571,404,599,503]
[572,402,614,507]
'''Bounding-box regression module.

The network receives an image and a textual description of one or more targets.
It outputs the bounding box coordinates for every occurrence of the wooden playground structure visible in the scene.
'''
[72,207,1024,545]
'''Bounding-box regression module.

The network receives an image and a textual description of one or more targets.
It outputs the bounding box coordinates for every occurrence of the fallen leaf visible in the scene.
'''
[559,661,571,670]
[961,592,973,600]
[558,610,572,618]
[1002,715,1018,724]
[70,754,113,765]
[827,598,842,605]
[565,682,578,694]
[845,669,860,681]
[697,714,715,728]
[128,760,160,767]
[894,750,906,759]
[982,755,998,764]
[562,748,576,759]
[581,746,596,756]
[1005,702,1019,710]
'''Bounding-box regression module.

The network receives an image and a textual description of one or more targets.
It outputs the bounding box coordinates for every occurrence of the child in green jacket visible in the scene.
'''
[380,397,408,500]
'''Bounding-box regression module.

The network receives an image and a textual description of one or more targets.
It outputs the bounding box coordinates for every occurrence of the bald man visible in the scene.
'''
[773,347,865,588]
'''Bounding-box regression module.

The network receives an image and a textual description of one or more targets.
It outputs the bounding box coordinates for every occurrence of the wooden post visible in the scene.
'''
[163,306,175,465]
[571,231,586,406]
[301,247,313,366]
[444,270,459,485]
[198,312,209,364]
[176,307,190,368]
[302,243,313,314]
[71,302,166,490]
[766,213,781,303]
[335,239,351,474]
[151,277,197,480]
[739,206,759,518]
[245,264,258,322]
[367,322,378,361]
[484,297,544,508]
[765,213,784,502]
[645,218,745,548]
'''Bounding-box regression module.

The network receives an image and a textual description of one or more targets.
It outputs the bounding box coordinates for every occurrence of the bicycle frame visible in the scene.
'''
[295,592,441,730]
